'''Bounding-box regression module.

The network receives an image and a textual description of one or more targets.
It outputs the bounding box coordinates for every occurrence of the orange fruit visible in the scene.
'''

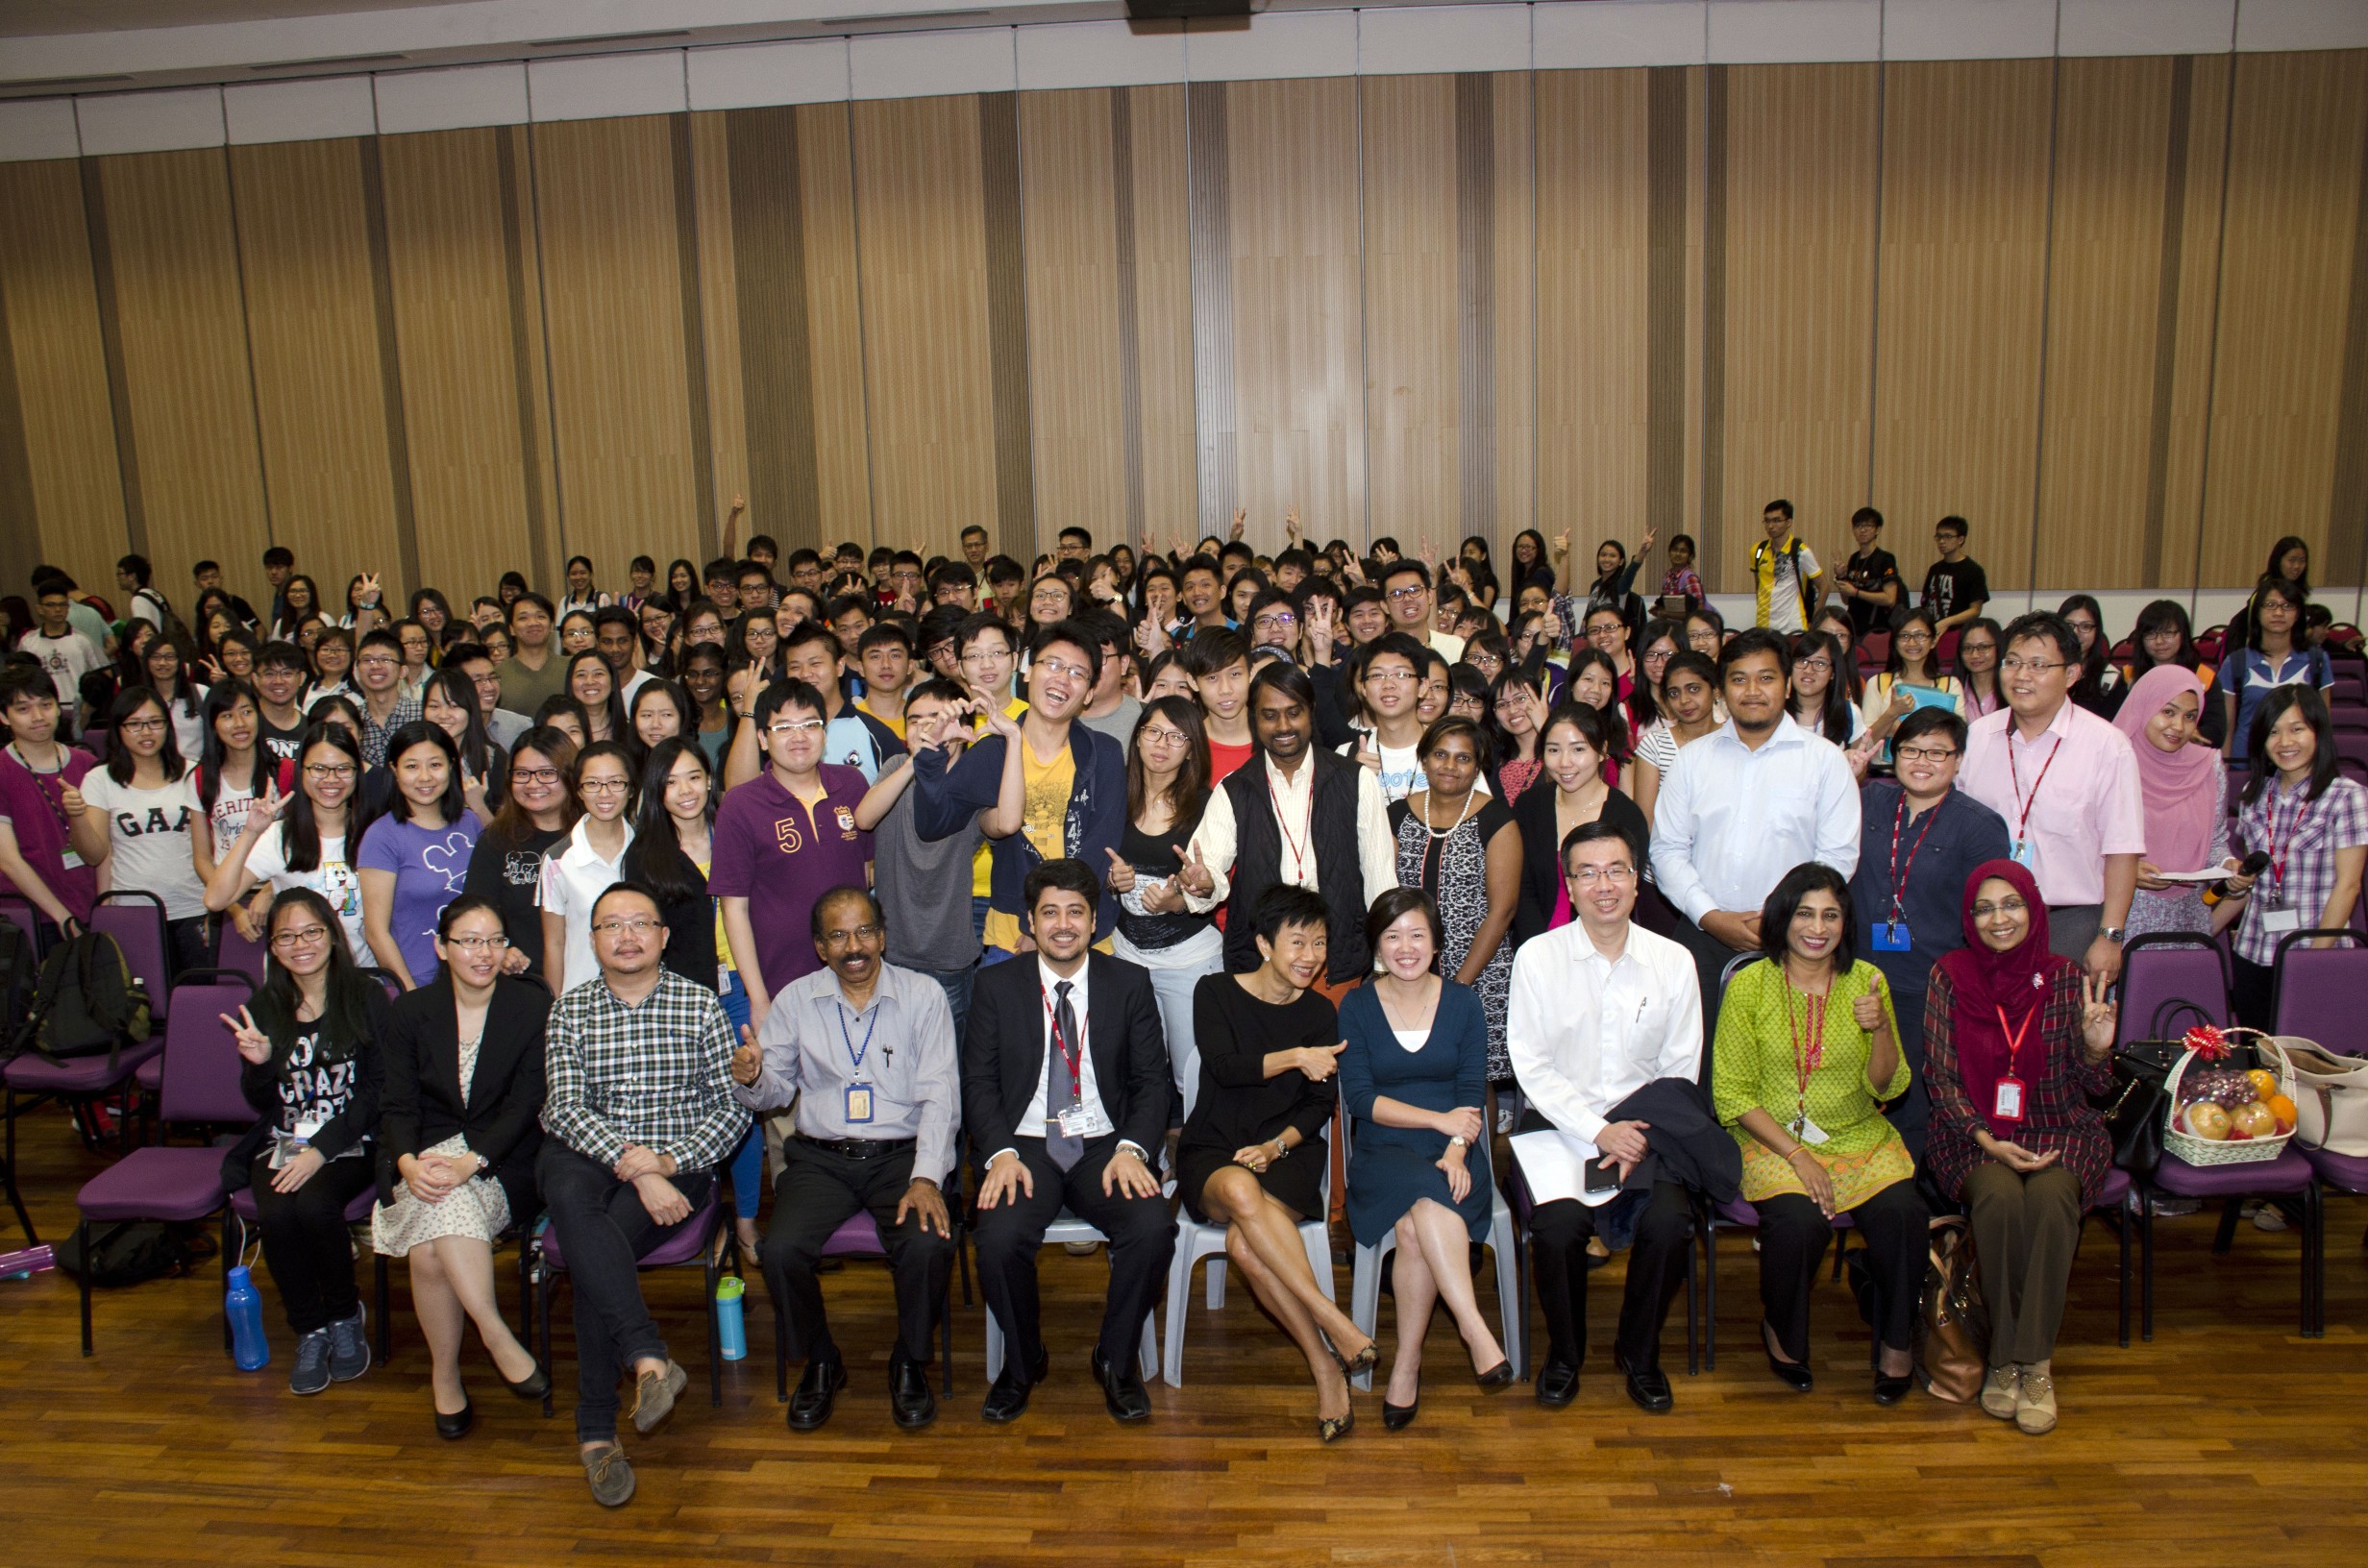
[2246,1069,2279,1099]
[2267,1093,2298,1132]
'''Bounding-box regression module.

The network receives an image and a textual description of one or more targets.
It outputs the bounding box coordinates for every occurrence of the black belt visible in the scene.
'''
[798,1135,916,1161]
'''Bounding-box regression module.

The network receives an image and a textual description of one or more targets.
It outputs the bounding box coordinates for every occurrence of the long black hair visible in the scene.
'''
[252,886,377,1051]
[194,677,262,813]
[282,723,364,874]
[382,720,467,825]
[1125,695,1210,829]
[2127,599,2202,679]
[1788,630,1856,745]
[104,686,183,786]
[2057,593,2115,698]
[421,667,494,783]
[620,737,714,907]
[2241,685,2339,806]
[1561,648,1632,765]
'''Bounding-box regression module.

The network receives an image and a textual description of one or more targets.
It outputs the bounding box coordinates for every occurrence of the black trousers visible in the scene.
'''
[2232,953,2277,1032]
[538,1142,714,1443]
[247,1150,373,1335]
[1671,913,1751,1077]
[1757,1180,1924,1362]
[1881,989,1932,1164]
[762,1138,954,1368]
[971,1136,1176,1371]
[1527,1182,1694,1372]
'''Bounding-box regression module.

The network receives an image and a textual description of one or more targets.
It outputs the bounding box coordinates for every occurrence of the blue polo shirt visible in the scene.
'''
[2215,648,2333,762]
[1848,780,2011,995]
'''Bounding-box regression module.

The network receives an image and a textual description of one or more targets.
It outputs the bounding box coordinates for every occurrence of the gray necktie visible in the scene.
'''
[1046,979,1083,1172]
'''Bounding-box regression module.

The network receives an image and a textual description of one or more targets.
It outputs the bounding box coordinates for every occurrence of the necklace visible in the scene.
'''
[1418,789,1476,841]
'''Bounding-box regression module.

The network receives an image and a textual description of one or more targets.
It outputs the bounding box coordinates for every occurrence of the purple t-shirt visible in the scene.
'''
[708,765,872,994]
[0,745,98,923]
[358,812,481,985]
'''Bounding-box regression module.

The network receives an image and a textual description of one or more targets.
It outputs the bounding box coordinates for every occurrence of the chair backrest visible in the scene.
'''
[1858,630,1890,671]
[2117,933,2232,1044]
[1719,951,1764,993]
[159,977,260,1124]
[0,894,37,948]
[215,920,269,984]
[358,966,403,1001]
[2272,931,2367,1054]
[89,890,170,1019]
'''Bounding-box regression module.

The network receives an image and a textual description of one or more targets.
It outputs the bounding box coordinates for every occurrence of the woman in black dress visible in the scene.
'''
[1176,885,1370,1441]
[1102,697,1221,1125]
[1338,889,1509,1431]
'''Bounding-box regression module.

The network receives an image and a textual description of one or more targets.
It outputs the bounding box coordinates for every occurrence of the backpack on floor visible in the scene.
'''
[55,1221,214,1288]
[12,928,151,1069]
[0,918,34,1031]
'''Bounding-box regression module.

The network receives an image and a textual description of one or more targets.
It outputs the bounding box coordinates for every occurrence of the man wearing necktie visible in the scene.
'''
[963,859,1176,1425]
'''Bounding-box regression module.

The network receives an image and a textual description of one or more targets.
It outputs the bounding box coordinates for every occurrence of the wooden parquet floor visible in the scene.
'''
[4,1107,2365,1568]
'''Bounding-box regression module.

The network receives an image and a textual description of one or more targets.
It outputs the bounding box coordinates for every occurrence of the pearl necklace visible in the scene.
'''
[1418,789,1476,841]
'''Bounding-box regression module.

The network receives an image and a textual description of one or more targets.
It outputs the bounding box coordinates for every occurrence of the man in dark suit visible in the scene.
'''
[962,858,1175,1425]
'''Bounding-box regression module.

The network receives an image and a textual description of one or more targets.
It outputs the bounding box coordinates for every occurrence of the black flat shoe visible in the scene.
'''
[1535,1357,1579,1409]
[890,1360,937,1430]
[1381,1395,1419,1432]
[1763,1321,1813,1392]
[1092,1347,1151,1423]
[981,1345,1047,1425]
[501,1360,550,1401]
[1474,1359,1514,1391]
[433,1395,474,1440]
[1318,1404,1355,1443]
[1873,1368,1913,1406]
[788,1357,847,1431]
[1617,1355,1673,1413]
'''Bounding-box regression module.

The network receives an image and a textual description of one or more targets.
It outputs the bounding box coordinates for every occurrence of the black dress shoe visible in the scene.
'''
[1617,1355,1673,1413]
[1474,1359,1515,1392]
[433,1395,474,1440]
[788,1357,847,1431]
[1872,1368,1913,1406]
[1381,1391,1419,1432]
[1762,1320,1813,1392]
[890,1360,937,1429]
[501,1360,550,1401]
[1535,1357,1579,1409]
[981,1345,1048,1424]
[1091,1347,1151,1423]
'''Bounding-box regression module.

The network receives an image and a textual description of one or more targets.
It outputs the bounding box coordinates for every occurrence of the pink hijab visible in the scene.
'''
[2110,663,2219,874]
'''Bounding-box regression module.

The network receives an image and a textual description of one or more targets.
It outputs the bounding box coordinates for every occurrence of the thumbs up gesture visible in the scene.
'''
[729,1025,762,1087]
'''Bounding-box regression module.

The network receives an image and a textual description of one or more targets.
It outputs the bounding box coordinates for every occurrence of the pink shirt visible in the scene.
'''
[1960,700,2145,907]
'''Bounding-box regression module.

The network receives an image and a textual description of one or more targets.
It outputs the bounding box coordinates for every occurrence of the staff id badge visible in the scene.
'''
[1872,921,1912,953]
[844,1084,875,1124]
[2260,907,2306,936]
[1993,1076,2027,1122]
[59,847,83,870]
[1057,1102,1114,1139]
[1790,1115,1830,1145]
[2010,838,2037,870]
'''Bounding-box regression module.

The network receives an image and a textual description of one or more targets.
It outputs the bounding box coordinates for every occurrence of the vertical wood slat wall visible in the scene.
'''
[0,52,2362,625]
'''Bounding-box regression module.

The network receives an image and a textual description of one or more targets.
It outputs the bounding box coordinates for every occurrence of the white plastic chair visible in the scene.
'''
[981,1210,1161,1384]
[1159,1140,1336,1386]
[1345,1126,1523,1391]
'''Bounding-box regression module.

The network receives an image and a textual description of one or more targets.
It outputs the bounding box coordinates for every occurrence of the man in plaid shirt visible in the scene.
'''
[538,880,747,1508]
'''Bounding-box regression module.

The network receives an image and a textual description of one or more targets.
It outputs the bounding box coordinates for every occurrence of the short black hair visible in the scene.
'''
[1058,526,1093,549]
[2241,684,2339,806]
[1849,506,1883,529]
[808,885,883,943]
[1364,886,1443,957]
[1180,625,1250,679]
[961,524,990,542]
[589,879,664,925]
[1250,883,1329,947]
[1249,658,1316,716]
[1936,514,1969,538]
[1717,626,1793,682]
[1560,817,1638,873]
[262,546,295,569]
[1024,856,1100,913]
[2001,610,2081,670]
[255,638,309,674]
[1891,706,1967,754]
[1758,862,1857,970]
[1382,559,1431,590]
[753,677,827,728]
[856,622,913,657]
[1027,620,1102,686]
[508,591,555,622]
[1763,499,1794,521]
[956,610,1013,653]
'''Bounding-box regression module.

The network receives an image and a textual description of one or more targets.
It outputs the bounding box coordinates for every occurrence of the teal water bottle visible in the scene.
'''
[716,1275,747,1361]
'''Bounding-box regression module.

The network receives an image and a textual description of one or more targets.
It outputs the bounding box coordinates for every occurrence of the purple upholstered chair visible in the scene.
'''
[89,890,170,1021]
[530,1196,730,1416]
[1700,1193,1856,1371]
[2274,931,2367,1059]
[229,1181,388,1363]
[7,949,175,1175]
[1505,1158,1698,1383]
[2117,934,2232,1048]
[0,894,37,949]
[768,1211,958,1401]
[213,920,269,987]
[2139,1146,2323,1341]
[68,977,255,1355]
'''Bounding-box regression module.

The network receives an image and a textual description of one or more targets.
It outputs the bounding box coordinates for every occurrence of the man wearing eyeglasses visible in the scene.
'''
[1508,819,1720,1414]
[1960,611,2144,983]
[1380,560,1465,663]
[728,885,958,1432]
[1847,707,2010,1160]
[540,880,746,1507]
[444,642,529,749]
[353,628,422,768]
[712,678,875,1032]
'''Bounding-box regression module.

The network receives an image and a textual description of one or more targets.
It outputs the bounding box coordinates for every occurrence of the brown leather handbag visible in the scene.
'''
[1913,1216,1990,1403]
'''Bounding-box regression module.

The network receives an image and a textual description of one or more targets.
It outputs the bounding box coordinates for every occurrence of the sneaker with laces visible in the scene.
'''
[1980,1364,2020,1420]
[581,1442,635,1507]
[289,1330,333,1395]
[326,1307,371,1382]
[2014,1359,2058,1435]
[2248,1201,2289,1233]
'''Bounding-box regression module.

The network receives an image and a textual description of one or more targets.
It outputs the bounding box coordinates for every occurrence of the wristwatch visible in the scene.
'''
[2100,926,2127,944]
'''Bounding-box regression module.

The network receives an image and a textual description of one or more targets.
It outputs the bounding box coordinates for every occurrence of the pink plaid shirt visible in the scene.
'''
[1960,699,2146,907]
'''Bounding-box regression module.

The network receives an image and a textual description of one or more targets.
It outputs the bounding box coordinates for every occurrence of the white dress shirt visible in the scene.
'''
[1016,957,1111,1141]
[1649,718,1861,923]
[537,816,635,993]
[1181,752,1398,913]
[1508,919,1703,1144]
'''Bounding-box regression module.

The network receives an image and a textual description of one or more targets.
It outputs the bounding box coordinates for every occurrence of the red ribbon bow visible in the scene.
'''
[2183,1023,2231,1062]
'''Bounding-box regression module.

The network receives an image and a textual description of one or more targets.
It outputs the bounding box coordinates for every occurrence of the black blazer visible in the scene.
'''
[373,974,549,1226]
[960,951,1171,1170]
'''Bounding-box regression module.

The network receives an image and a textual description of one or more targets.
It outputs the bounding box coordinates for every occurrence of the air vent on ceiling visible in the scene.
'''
[248,54,407,73]
[813,11,992,26]
[529,30,694,49]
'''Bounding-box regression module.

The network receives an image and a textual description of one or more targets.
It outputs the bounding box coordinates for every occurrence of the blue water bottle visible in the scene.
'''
[226,1264,270,1370]
[715,1275,747,1361]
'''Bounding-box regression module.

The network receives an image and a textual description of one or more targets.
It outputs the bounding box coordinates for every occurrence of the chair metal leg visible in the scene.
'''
[78,1217,93,1357]
[537,1262,555,1418]
[705,1254,723,1408]
[2140,1187,2156,1342]
[2210,1197,2243,1255]
[0,1151,33,1244]
[515,1236,534,1352]
[940,1237,956,1398]
[2304,1183,2324,1339]
[2116,1206,2132,1349]
[374,1254,391,1364]
[1702,1222,1718,1372]
[1513,1231,1530,1384]
[1684,1225,1699,1377]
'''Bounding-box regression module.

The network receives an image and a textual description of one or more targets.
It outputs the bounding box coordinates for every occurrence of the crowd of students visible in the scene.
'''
[2,513,2361,1505]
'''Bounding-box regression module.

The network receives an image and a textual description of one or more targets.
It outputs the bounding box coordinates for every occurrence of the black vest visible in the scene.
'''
[1221,749,1371,984]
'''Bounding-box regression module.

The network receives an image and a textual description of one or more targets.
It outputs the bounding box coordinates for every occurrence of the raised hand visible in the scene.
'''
[358,572,382,607]
[730,1025,762,1087]
[223,1005,271,1065]
[1638,525,1658,556]
[1418,541,1439,571]
[1102,846,1137,895]
[1851,975,1887,1032]
[59,783,86,820]
[1305,597,1337,650]
[1552,528,1571,560]
[2080,973,2118,1056]
[1230,507,1246,542]
[1173,840,1215,899]
[1283,508,1301,543]
[242,779,285,836]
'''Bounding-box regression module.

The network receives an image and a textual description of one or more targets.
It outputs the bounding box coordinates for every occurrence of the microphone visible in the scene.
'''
[2214,850,2270,897]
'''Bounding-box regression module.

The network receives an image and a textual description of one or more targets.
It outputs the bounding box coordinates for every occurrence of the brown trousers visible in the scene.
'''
[1963,1161,2084,1365]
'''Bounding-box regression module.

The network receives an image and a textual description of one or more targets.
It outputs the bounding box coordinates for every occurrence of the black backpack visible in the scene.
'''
[0,918,34,1030]
[56,1220,214,1287]
[12,929,152,1069]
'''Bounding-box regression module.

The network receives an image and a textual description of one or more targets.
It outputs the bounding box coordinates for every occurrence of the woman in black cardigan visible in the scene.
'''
[1512,701,1654,942]
[370,894,550,1437]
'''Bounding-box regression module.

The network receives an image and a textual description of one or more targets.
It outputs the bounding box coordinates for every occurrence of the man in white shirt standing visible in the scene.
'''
[17,584,103,716]
[1650,628,1862,1038]
[1509,821,1708,1414]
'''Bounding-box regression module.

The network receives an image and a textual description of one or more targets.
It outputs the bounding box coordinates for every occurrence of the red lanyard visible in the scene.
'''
[1040,984,1087,1082]
[1992,1004,2036,1083]
[1783,982,1827,1128]
[1266,764,1311,883]
[2260,788,2313,895]
[1886,795,1939,924]
[2004,730,2064,849]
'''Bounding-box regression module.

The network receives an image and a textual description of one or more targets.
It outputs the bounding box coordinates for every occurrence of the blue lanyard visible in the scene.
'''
[836,1000,880,1080]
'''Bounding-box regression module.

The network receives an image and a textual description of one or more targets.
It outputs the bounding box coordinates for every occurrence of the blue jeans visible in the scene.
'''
[910,961,978,1042]
[718,968,762,1222]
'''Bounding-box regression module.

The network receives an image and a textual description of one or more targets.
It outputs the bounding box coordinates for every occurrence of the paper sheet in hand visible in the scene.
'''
[1510,1129,1621,1208]
[2144,867,2232,885]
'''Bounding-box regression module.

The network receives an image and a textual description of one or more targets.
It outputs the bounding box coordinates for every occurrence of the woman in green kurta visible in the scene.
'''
[1713,863,1924,1404]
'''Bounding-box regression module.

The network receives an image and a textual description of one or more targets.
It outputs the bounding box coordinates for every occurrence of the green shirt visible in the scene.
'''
[1713,957,1909,1169]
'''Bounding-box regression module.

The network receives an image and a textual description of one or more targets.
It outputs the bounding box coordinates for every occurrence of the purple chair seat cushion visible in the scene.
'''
[136,1055,163,1092]
[2151,1146,2314,1197]
[78,1147,229,1223]
[6,1039,163,1095]
[2299,1145,2368,1193]
[2097,1167,2134,1212]
[229,1182,377,1225]
[819,1213,885,1259]
[540,1197,718,1273]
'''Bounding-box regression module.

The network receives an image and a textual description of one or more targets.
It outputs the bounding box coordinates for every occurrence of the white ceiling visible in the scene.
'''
[0,0,467,37]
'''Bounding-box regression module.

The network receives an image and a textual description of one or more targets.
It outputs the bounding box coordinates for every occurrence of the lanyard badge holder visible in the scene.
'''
[2257,792,2311,935]
[1045,988,1113,1139]
[1873,795,1936,953]
[2006,732,2064,875]
[1784,985,1830,1145]
[1992,1000,2038,1123]
[837,1002,879,1124]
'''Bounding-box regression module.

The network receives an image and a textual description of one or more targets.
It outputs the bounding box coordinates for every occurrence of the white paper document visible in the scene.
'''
[1510,1129,1621,1208]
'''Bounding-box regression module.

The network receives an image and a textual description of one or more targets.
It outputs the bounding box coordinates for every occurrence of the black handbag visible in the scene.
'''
[2100,999,2216,1175]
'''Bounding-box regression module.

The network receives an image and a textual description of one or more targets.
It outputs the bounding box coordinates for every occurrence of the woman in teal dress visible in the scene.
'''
[1712,863,1922,1404]
[1339,889,1508,1430]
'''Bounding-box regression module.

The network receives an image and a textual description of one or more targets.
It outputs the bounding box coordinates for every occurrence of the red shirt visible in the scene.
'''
[1208,738,1255,785]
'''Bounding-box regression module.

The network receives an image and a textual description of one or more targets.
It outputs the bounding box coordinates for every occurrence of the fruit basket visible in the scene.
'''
[2162,1025,2299,1166]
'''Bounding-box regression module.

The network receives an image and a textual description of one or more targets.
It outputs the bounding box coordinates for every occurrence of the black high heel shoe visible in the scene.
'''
[502,1359,551,1401]
[434,1394,474,1440]
[1762,1320,1813,1392]
[1381,1386,1420,1432]
[1318,1403,1356,1443]
[1474,1359,1514,1391]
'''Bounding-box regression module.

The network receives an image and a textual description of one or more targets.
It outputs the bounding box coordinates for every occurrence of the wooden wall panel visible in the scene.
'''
[228,137,404,608]
[1225,78,1367,548]
[2157,54,2232,597]
[2198,49,2368,583]
[1489,69,1537,567]
[94,149,273,612]
[1873,59,2053,594]
[530,113,702,583]
[1124,84,1198,553]
[1020,88,1127,559]
[1537,68,1651,571]
[0,159,130,604]
[851,96,998,564]
[1716,63,1880,597]
[794,104,875,551]
[1360,73,1460,556]
[378,128,539,603]
[691,110,748,560]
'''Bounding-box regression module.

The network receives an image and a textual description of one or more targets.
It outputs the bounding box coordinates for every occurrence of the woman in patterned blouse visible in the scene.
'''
[1712,863,1923,1403]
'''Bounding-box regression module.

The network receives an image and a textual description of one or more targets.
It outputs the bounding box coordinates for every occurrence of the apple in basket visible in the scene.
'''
[2229,1102,2280,1139]
[2183,1102,2232,1140]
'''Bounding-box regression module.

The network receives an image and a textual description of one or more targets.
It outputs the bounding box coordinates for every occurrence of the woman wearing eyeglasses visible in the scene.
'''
[203,723,371,961]
[359,722,483,991]
[63,687,213,977]
[372,894,550,1437]
[460,725,579,979]
[537,741,638,999]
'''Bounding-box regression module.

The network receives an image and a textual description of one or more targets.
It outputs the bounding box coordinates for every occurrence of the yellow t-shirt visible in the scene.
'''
[969,697,1028,899]
[693,854,734,974]
[980,737,1074,952]
[856,698,906,742]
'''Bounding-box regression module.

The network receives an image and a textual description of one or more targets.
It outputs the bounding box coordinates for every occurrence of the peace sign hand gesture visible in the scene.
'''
[223,1005,271,1065]
[2080,973,2118,1058]
[242,780,285,838]
[1230,507,1246,543]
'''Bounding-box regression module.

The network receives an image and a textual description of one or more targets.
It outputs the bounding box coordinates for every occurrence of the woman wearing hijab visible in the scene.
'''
[1921,860,2118,1437]
[2112,665,2231,939]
